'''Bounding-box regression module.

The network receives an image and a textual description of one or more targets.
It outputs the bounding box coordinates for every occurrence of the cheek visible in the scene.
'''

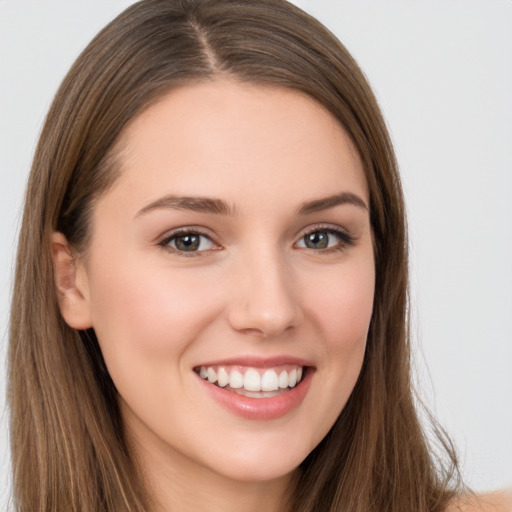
[86,257,224,363]
[306,256,375,355]
[292,256,374,449]
[326,283,373,355]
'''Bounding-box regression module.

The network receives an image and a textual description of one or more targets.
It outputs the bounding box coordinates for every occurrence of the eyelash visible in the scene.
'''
[158,228,219,256]
[158,225,356,256]
[297,225,356,253]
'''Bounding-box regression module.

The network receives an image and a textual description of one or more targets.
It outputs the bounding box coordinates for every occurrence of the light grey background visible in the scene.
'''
[1,0,511,505]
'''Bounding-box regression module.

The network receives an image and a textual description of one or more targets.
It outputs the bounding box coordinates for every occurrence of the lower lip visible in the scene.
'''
[197,369,313,420]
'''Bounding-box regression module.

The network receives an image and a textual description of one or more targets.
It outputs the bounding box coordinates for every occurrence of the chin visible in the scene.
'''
[197,429,313,483]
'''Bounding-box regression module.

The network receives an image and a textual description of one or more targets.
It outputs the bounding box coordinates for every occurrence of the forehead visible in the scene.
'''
[109,78,368,211]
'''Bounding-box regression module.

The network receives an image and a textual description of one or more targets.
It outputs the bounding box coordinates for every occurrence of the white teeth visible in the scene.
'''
[244,368,262,391]
[261,370,279,391]
[278,370,289,389]
[217,367,229,387]
[229,370,244,389]
[198,365,305,392]
[288,368,297,387]
[207,367,217,383]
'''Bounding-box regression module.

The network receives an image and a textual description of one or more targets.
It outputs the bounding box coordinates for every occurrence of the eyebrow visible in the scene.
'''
[297,192,368,215]
[135,195,238,218]
[135,191,368,219]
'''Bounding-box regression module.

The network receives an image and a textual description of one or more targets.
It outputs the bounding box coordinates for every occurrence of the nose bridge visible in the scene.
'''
[228,241,302,337]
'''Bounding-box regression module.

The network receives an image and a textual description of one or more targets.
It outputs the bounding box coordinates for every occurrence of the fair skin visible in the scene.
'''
[448,491,512,512]
[53,79,375,512]
[51,80,512,512]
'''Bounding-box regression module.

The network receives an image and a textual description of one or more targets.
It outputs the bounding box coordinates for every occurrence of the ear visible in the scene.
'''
[51,232,93,330]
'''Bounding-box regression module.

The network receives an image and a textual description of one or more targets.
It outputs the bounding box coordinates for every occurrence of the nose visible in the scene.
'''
[227,247,303,338]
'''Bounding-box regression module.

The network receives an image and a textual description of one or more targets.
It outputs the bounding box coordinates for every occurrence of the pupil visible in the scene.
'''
[176,234,200,251]
[306,232,328,249]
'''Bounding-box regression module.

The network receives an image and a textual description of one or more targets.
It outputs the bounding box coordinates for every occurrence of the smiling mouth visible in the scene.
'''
[194,364,306,398]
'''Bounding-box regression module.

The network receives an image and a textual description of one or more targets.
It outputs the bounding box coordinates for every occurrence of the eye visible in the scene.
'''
[160,230,217,253]
[295,227,354,251]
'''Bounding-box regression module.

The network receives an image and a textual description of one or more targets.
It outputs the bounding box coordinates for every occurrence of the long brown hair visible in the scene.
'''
[8,0,462,510]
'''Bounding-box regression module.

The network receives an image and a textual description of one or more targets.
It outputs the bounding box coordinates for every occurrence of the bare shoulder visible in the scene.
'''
[447,490,512,512]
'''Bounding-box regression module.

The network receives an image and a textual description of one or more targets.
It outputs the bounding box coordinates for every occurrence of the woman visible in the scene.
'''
[7,0,510,511]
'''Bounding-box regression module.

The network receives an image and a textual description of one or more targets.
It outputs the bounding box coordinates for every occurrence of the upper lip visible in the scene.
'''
[194,355,314,369]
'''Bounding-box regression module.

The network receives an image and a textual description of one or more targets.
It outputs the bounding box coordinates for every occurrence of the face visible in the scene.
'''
[67,79,375,484]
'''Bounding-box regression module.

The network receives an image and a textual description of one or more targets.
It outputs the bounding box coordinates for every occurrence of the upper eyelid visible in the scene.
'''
[295,223,353,239]
[158,226,218,244]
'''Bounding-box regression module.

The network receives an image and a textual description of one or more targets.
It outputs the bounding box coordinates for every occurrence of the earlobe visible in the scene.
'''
[51,232,93,330]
